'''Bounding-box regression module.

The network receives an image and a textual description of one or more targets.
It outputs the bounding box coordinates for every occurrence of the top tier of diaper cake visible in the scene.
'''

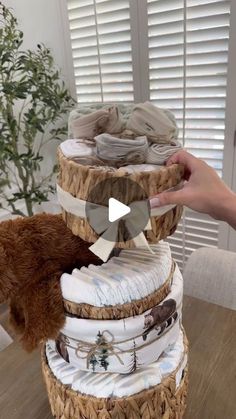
[57,102,184,250]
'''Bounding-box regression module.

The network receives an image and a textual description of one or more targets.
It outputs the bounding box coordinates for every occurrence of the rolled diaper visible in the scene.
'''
[94,133,148,166]
[146,140,182,165]
[127,101,178,143]
[61,242,172,307]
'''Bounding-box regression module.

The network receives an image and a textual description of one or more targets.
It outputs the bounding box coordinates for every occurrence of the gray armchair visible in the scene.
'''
[183,247,236,310]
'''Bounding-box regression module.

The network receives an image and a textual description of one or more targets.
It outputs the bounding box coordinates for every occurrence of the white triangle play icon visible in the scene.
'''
[108,198,131,223]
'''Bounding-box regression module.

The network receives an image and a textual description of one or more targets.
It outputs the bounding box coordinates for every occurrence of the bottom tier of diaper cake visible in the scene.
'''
[42,330,188,419]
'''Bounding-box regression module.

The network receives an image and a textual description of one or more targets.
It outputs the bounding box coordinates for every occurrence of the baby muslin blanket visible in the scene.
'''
[72,106,124,140]
[94,133,148,166]
[146,140,183,165]
[127,102,178,143]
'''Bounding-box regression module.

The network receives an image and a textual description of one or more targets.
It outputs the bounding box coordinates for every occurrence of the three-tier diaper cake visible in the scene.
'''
[41,102,188,418]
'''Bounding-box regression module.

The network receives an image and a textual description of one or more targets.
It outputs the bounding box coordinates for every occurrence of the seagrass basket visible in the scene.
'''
[42,334,188,419]
[57,148,184,248]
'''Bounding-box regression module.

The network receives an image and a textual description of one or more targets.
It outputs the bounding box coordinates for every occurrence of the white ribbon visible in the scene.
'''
[57,184,180,262]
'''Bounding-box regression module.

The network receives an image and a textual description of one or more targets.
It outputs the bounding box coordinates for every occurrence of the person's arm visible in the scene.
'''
[149,150,236,230]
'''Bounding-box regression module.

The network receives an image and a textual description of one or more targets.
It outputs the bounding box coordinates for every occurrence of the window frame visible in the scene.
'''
[222,0,236,250]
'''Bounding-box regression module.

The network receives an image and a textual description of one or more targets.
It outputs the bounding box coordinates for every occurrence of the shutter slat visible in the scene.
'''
[68,0,93,11]
[76,82,133,94]
[188,0,228,6]
[187,1,230,18]
[96,10,130,25]
[72,42,132,59]
[150,63,229,78]
[97,20,131,35]
[75,73,133,85]
[103,92,134,101]
[151,75,226,89]
[96,0,129,14]
[67,0,134,103]
[184,139,224,149]
[148,0,184,14]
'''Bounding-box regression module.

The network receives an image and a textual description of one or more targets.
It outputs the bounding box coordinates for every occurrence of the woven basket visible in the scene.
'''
[42,335,188,419]
[58,149,184,247]
[64,261,174,320]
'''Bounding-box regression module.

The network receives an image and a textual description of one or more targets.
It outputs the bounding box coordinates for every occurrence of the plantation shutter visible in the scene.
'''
[147,0,231,269]
[66,0,134,103]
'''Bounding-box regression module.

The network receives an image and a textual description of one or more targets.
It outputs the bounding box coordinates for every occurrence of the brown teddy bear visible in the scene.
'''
[0,213,100,351]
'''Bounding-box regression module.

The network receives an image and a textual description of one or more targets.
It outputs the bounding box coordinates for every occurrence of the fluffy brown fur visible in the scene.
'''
[0,213,100,351]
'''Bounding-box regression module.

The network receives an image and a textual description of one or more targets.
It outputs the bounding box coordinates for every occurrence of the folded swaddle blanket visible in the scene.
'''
[94,133,148,166]
[146,140,182,165]
[127,101,179,144]
[60,139,95,159]
[72,106,124,140]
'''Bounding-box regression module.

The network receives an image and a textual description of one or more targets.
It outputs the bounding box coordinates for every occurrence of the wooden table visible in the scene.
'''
[0,296,236,419]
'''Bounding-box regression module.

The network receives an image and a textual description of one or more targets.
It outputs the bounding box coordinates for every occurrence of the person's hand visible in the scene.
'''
[149,150,236,226]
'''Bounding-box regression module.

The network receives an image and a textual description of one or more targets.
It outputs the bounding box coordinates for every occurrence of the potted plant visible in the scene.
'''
[0,2,75,217]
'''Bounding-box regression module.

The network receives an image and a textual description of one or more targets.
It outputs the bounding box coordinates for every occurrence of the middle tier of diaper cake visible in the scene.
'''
[49,242,183,374]
[45,243,187,376]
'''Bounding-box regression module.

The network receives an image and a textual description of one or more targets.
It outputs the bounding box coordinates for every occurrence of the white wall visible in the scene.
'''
[1,0,75,217]
[4,0,70,85]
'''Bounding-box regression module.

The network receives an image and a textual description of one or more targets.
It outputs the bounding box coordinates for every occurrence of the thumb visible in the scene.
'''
[150,189,186,208]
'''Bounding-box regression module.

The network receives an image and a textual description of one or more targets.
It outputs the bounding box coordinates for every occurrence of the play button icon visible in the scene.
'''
[85,177,150,245]
[108,198,131,223]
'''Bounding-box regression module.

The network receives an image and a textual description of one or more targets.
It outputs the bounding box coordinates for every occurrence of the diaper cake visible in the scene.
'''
[41,102,188,418]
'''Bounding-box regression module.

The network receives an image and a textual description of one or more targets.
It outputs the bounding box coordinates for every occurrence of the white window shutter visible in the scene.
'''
[147,0,231,269]
[67,0,134,103]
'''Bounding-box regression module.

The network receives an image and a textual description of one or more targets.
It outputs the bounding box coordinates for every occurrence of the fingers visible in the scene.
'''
[166,150,198,171]
[150,189,186,208]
